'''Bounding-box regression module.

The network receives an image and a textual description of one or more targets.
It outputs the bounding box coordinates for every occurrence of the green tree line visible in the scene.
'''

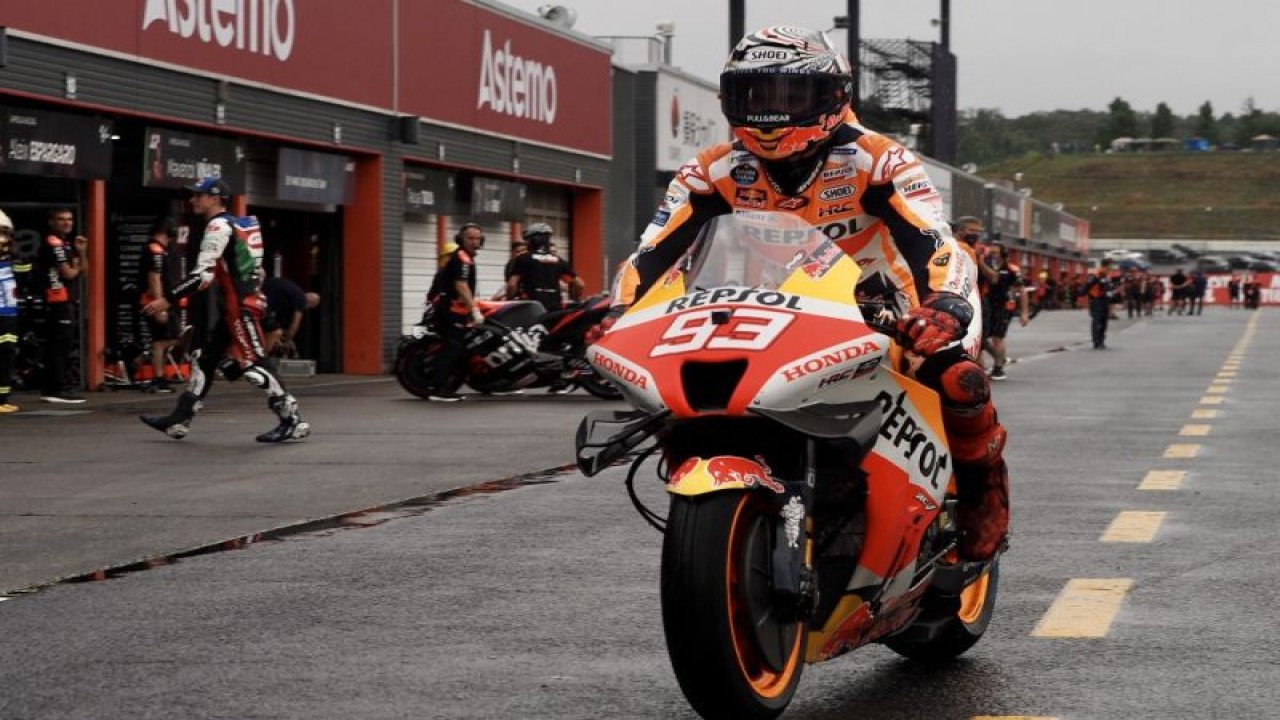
[957,99,1280,168]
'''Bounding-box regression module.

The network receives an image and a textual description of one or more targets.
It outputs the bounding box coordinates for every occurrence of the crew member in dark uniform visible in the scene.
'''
[139,219,179,392]
[505,223,583,311]
[1085,259,1115,349]
[426,223,485,402]
[34,208,88,403]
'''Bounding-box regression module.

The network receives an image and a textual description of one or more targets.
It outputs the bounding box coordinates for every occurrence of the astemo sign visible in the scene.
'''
[477,29,558,125]
[142,0,297,62]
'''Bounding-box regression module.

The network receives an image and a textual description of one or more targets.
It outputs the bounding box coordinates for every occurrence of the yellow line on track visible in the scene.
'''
[1206,385,1229,394]
[1180,424,1211,437]
[1191,409,1219,419]
[1200,396,1224,405]
[1101,511,1167,542]
[1032,578,1133,638]
[1139,470,1186,490]
[1164,444,1200,459]
[971,717,1060,720]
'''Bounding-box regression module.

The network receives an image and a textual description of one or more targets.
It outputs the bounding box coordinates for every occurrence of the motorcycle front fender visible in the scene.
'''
[666,455,788,498]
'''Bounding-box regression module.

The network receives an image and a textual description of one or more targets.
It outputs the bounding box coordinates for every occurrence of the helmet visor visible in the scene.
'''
[720,72,849,129]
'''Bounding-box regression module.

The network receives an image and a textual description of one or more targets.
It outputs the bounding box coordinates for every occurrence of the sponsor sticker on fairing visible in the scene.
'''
[730,164,759,186]
[819,185,855,202]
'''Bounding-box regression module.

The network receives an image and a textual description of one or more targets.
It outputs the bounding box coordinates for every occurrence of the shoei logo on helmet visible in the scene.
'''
[745,48,794,62]
[142,0,296,61]
[477,29,559,125]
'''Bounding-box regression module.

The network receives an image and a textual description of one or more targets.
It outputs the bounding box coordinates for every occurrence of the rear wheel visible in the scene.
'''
[662,492,805,720]
[883,560,999,662]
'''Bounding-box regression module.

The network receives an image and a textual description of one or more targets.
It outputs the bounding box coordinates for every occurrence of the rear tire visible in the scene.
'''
[883,560,999,662]
[662,492,804,720]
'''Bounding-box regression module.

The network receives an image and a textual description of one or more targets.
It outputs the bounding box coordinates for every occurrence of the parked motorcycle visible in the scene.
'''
[395,294,621,400]
[575,213,999,720]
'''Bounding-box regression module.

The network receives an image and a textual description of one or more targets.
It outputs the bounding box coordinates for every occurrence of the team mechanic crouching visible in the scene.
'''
[604,26,1009,561]
[140,177,309,442]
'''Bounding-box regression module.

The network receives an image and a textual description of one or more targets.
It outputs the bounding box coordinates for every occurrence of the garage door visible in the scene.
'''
[402,216,437,332]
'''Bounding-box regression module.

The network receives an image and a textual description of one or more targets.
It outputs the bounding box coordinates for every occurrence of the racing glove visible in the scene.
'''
[470,307,485,326]
[896,293,972,357]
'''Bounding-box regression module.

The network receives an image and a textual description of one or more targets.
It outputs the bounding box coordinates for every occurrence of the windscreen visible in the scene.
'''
[679,211,840,292]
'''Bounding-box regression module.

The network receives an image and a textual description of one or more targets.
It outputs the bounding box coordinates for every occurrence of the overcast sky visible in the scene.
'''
[500,0,1280,117]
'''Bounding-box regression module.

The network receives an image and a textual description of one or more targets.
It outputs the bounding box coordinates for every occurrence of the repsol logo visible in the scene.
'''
[478,29,558,124]
[875,390,950,489]
[782,340,881,382]
[818,218,859,241]
[143,0,296,61]
[595,354,648,389]
[666,287,803,314]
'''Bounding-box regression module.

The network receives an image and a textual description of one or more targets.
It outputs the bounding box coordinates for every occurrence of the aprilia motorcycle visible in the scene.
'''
[575,213,999,720]
[395,295,621,400]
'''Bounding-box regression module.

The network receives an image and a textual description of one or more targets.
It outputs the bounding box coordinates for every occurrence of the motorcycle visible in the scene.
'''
[395,294,622,400]
[574,212,1000,720]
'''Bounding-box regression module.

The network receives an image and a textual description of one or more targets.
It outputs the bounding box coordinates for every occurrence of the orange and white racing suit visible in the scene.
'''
[613,112,1009,560]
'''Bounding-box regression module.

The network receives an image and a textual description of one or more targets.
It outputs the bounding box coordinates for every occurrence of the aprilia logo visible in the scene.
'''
[478,29,559,124]
[143,0,296,61]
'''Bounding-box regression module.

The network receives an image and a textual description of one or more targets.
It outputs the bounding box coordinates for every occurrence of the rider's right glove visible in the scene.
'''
[895,293,972,357]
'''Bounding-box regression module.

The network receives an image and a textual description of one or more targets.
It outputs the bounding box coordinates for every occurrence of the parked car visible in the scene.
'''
[1248,259,1278,272]
[1103,249,1145,261]
[1227,255,1259,270]
[1146,248,1188,263]
[1194,256,1231,273]
[1170,243,1201,259]
[1117,258,1150,272]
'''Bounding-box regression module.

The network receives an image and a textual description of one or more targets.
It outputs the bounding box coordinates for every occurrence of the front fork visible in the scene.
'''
[771,438,818,621]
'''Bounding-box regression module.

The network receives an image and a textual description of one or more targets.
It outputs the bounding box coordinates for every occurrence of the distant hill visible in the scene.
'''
[980,152,1280,240]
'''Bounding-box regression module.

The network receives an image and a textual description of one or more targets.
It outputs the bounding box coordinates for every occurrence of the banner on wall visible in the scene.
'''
[469,177,526,222]
[143,127,246,190]
[0,106,113,179]
[276,147,350,205]
[404,167,457,217]
[654,70,728,172]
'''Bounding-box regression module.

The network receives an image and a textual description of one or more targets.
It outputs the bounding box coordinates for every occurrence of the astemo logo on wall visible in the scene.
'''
[477,29,558,125]
[142,0,297,62]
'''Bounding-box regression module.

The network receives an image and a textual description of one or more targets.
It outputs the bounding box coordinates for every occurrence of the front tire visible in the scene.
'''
[576,370,623,400]
[394,341,462,399]
[883,560,999,662]
[662,492,805,720]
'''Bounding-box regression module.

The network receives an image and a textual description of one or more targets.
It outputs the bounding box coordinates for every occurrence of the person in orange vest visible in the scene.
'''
[1084,259,1115,349]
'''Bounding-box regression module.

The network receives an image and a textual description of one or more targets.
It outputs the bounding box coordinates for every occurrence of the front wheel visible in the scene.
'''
[394,340,462,399]
[882,560,999,662]
[661,492,805,720]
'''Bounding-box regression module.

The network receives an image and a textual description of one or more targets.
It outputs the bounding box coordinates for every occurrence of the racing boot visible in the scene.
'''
[256,394,310,443]
[934,358,1010,562]
[139,391,201,440]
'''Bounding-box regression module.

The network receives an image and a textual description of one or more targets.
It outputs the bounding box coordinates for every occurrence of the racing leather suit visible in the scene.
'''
[613,112,1009,560]
[150,212,304,438]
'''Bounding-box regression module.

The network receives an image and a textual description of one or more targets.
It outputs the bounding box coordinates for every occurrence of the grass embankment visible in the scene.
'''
[981,152,1280,240]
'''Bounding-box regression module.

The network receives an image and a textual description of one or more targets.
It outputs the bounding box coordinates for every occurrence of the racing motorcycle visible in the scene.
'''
[395,294,621,400]
[574,212,999,720]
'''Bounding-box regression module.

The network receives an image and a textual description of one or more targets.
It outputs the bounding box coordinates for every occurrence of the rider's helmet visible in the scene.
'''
[720,26,853,161]
[0,210,13,233]
[0,210,12,255]
[522,222,554,252]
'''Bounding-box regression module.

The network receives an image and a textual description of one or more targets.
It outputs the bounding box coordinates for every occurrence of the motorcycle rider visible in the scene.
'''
[139,177,309,442]
[605,26,1008,561]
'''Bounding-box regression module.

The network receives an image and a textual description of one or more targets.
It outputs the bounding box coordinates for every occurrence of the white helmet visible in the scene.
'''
[0,210,12,232]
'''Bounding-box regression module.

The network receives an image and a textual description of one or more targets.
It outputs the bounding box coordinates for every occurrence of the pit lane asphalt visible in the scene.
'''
[3,307,1278,719]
